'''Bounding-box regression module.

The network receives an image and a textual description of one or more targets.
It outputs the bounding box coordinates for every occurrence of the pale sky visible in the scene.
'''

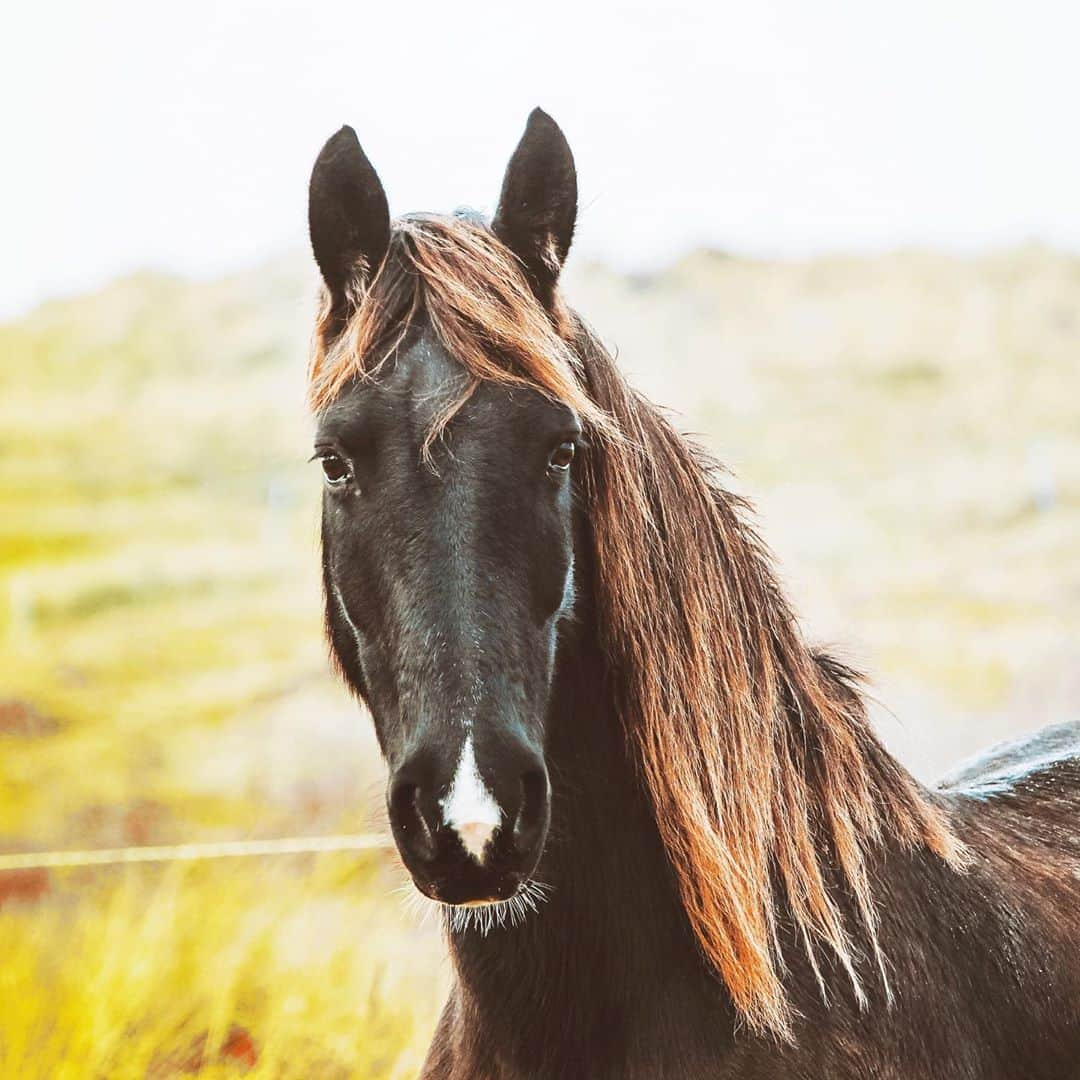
[4,0,1079,317]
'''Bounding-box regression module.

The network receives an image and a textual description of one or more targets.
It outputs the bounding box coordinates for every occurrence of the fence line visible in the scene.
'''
[0,834,393,872]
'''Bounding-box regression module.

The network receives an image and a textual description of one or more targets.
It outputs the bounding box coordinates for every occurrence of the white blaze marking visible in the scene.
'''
[441,734,501,862]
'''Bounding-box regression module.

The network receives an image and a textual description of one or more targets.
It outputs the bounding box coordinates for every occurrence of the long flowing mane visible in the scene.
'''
[308,214,965,1037]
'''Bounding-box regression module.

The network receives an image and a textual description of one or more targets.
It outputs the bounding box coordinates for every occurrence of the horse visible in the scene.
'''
[304,109,1080,1078]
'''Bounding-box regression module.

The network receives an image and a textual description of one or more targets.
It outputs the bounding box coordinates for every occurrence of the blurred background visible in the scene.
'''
[2,1,1078,1075]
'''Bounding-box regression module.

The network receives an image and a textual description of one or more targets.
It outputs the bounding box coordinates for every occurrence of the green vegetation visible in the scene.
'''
[0,261,329,842]
[0,260,444,1076]
[2,246,1078,1074]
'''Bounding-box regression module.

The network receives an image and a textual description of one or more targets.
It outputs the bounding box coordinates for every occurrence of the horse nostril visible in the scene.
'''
[514,767,550,849]
[390,778,437,862]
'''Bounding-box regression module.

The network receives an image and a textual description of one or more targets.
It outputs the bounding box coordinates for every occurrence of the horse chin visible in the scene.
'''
[405,876,552,933]
[413,875,520,907]
[442,880,553,934]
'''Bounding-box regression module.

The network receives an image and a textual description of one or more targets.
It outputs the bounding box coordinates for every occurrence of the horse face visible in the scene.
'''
[308,108,580,909]
[316,324,579,905]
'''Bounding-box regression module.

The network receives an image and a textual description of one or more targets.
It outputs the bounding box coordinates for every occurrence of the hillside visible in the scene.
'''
[0,246,1077,1075]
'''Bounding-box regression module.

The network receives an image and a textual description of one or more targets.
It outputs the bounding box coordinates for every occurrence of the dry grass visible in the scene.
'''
[0,859,444,1078]
[0,244,1077,1073]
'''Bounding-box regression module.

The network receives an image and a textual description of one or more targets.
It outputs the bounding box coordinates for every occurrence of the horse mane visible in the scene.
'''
[307,214,966,1038]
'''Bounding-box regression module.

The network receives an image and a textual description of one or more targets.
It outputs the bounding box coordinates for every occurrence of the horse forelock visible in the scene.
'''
[306,213,966,1038]
[307,213,614,444]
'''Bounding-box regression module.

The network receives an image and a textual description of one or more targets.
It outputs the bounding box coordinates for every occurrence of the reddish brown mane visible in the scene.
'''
[308,214,965,1037]
[308,215,614,446]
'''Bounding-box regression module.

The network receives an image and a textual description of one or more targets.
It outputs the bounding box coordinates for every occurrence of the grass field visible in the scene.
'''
[1,245,1078,1075]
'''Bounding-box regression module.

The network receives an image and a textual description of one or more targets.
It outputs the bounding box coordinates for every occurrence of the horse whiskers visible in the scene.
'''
[397,879,553,936]
[443,879,552,936]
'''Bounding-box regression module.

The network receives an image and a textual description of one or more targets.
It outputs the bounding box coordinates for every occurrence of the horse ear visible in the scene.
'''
[308,125,390,306]
[493,108,577,309]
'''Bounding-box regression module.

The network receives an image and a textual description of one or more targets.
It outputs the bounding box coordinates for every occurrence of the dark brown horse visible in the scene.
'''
[305,109,1080,1078]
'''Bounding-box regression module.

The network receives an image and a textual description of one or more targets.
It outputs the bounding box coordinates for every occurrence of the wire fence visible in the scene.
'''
[0,834,394,872]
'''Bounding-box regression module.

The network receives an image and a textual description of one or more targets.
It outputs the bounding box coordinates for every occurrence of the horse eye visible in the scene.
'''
[320,454,351,486]
[548,441,575,473]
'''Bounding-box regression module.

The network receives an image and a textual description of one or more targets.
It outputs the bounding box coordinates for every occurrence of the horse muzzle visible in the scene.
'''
[387,732,550,907]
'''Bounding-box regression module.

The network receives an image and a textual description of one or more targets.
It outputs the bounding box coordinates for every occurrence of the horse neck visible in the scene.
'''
[444,609,735,1052]
[541,620,689,947]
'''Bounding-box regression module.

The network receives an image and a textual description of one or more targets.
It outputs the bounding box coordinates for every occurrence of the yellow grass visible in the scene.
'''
[0,858,444,1078]
[1,246,1077,1074]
